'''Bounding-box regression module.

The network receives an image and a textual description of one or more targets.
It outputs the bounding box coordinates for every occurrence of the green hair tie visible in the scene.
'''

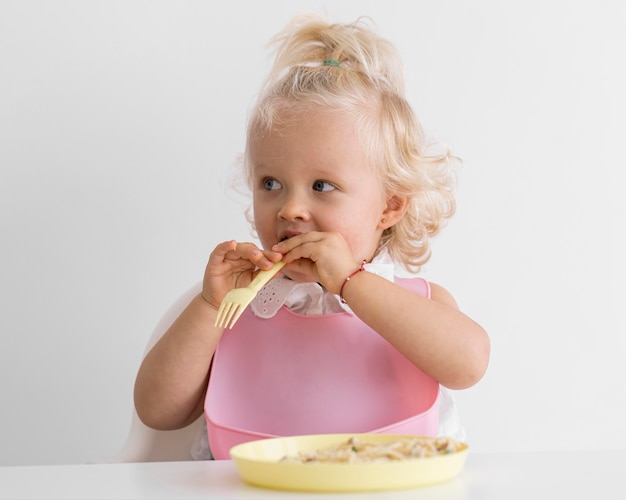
[323,59,341,67]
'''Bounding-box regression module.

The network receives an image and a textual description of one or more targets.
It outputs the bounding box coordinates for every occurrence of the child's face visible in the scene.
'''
[250,110,389,264]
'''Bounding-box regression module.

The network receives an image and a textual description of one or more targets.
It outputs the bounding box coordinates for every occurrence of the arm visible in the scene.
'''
[340,272,490,389]
[133,240,282,430]
[272,232,490,390]
[133,294,221,430]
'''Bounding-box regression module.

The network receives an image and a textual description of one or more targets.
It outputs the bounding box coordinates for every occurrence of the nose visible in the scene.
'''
[277,191,310,222]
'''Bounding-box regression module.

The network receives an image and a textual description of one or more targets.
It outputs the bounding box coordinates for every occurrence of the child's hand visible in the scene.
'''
[271,231,363,294]
[201,240,283,310]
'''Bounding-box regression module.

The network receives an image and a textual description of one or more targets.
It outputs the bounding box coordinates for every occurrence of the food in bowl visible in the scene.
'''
[280,435,463,464]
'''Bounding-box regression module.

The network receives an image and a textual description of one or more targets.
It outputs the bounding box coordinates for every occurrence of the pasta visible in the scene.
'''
[280,436,464,464]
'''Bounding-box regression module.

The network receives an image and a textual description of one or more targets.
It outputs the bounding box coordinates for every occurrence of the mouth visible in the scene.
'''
[278,231,300,243]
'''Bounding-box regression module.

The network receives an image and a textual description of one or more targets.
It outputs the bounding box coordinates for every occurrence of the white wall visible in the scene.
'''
[1,1,624,466]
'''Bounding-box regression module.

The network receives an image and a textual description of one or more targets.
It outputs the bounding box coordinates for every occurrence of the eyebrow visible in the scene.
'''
[253,160,342,178]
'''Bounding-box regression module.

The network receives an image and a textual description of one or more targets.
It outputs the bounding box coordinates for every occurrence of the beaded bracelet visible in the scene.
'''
[339,260,367,303]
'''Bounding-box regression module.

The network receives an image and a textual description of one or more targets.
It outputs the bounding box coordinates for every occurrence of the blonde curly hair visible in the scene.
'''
[243,14,457,273]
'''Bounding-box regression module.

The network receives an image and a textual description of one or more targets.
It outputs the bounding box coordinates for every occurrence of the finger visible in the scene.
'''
[222,241,259,261]
[276,241,319,264]
[230,241,282,270]
[261,249,285,266]
[271,231,323,254]
[208,240,238,265]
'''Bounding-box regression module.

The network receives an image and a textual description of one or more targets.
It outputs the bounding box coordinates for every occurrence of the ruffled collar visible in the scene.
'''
[250,252,396,319]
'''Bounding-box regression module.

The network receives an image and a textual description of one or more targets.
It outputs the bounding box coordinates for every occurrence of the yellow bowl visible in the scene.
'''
[229,433,469,492]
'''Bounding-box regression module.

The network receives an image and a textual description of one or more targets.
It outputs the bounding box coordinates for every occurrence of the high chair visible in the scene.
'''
[109,284,205,462]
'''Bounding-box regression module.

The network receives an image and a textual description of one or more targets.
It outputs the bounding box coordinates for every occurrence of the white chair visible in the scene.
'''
[109,284,206,462]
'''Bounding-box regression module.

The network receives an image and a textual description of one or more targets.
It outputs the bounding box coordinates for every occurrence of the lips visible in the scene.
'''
[278,230,301,242]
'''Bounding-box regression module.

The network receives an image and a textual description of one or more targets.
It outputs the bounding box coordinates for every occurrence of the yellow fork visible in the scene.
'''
[214,261,285,329]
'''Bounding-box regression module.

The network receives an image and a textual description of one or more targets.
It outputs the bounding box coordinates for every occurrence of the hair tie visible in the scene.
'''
[323,58,341,67]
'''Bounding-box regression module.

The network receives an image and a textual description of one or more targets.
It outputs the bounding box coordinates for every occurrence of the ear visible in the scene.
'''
[378,195,410,230]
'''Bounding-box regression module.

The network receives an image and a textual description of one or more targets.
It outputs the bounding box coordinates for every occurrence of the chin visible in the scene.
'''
[281,269,310,283]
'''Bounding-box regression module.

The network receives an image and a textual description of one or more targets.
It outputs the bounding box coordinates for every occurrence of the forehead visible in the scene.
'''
[249,109,365,164]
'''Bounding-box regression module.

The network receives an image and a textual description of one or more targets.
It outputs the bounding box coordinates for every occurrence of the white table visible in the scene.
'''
[0,450,622,499]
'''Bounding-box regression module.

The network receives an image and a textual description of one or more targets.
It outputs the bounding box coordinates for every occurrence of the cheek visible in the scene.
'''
[332,213,383,256]
[253,204,275,246]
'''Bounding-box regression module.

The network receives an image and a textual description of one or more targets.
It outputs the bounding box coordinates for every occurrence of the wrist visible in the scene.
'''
[199,292,221,312]
[338,260,367,303]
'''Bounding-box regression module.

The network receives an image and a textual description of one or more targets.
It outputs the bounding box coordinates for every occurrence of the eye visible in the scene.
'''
[312,180,335,192]
[262,178,282,191]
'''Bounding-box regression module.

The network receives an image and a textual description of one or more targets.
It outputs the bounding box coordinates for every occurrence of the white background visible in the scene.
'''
[1,1,624,466]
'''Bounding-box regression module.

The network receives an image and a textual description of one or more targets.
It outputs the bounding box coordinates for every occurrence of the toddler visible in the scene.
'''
[134,13,490,460]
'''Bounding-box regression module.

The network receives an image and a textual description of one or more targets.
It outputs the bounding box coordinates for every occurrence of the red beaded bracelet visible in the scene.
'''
[339,260,367,303]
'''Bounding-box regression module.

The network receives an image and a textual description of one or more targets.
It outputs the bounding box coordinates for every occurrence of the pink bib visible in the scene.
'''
[205,277,439,459]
